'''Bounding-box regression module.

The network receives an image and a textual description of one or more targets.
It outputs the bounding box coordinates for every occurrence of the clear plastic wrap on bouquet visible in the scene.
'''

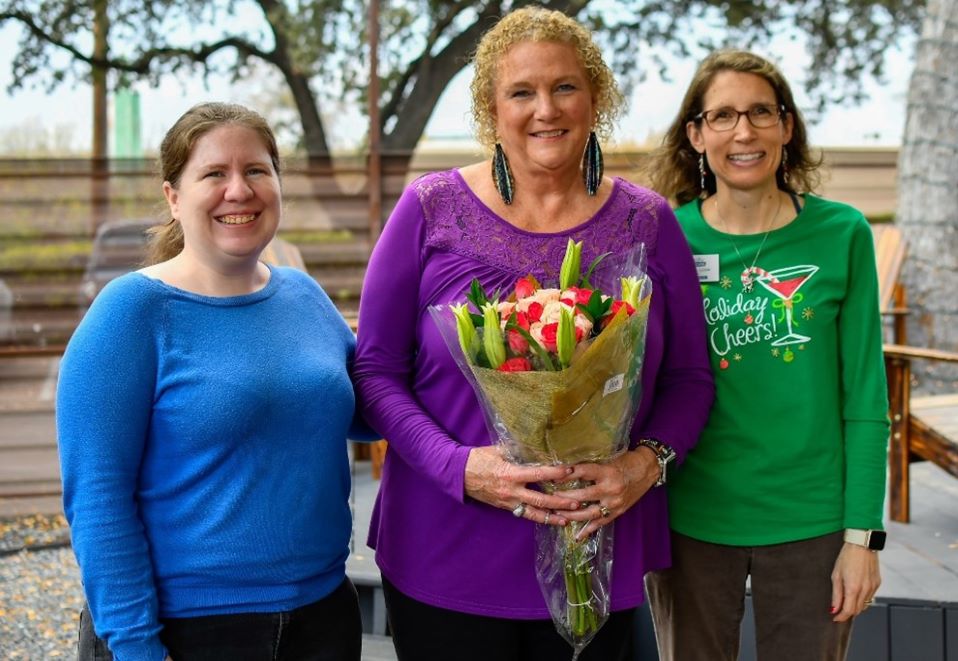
[429,241,652,658]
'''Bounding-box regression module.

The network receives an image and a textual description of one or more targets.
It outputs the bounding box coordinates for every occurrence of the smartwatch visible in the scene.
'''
[844,528,887,551]
[637,438,676,487]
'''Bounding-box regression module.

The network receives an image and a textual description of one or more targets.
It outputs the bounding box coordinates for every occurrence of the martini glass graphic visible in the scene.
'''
[755,265,819,346]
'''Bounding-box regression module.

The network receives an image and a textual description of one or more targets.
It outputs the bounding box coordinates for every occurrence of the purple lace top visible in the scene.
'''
[354,170,714,618]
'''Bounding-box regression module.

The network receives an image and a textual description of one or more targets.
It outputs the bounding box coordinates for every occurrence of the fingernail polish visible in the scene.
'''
[829,606,837,613]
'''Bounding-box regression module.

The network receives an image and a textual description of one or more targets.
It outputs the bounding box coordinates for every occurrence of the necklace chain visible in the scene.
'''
[713,194,782,292]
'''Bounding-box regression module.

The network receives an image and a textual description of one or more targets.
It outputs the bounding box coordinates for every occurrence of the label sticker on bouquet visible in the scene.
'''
[693,254,719,282]
[603,374,625,397]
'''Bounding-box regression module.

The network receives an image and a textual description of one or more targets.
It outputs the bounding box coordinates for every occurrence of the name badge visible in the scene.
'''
[693,254,720,282]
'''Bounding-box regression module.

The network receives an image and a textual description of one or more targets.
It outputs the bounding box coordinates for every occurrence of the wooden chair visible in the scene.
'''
[884,344,958,522]
[871,224,908,344]
[870,224,958,522]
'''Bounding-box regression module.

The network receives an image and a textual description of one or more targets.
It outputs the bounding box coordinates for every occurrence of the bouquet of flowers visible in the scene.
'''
[430,239,651,658]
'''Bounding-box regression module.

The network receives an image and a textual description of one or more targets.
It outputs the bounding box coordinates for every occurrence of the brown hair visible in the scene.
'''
[643,49,822,206]
[146,102,281,264]
[469,6,624,149]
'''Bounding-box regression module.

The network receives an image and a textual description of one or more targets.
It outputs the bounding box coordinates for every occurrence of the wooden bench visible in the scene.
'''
[884,344,958,522]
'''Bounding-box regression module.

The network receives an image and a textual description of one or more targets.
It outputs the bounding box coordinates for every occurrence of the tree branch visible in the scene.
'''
[1,9,274,75]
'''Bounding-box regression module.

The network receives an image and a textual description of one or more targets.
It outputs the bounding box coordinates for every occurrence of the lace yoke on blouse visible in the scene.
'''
[413,170,665,283]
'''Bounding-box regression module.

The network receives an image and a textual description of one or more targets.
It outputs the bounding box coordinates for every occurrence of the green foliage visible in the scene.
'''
[466,277,499,320]
[576,290,613,329]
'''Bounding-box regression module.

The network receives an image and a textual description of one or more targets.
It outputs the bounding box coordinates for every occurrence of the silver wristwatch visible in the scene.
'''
[637,438,676,487]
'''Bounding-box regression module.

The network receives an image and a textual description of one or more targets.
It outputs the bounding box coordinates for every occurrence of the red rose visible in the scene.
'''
[508,330,529,354]
[515,311,530,330]
[515,276,536,300]
[498,357,533,372]
[561,287,593,308]
[540,322,558,352]
[603,301,635,327]
[527,302,544,323]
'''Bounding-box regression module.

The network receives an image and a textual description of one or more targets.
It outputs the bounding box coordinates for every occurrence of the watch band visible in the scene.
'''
[844,528,887,551]
[637,438,676,487]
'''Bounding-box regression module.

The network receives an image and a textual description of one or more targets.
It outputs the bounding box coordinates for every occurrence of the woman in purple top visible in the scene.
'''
[354,7,714,660]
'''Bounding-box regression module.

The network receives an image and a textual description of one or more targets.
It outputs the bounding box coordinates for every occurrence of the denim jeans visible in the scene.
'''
[645,531,852,661]
[78,577,362,661]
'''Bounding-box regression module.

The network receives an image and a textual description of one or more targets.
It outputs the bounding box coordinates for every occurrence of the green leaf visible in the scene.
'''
[581,252,611,290]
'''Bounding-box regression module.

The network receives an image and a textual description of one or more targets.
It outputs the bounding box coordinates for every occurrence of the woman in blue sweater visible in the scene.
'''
[57,102,366,660]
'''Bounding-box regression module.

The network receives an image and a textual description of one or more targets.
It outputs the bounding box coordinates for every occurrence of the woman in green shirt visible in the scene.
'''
[642,50,889,661]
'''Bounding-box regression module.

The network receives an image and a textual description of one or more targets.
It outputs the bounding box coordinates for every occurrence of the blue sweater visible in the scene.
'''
[57,266,361,661]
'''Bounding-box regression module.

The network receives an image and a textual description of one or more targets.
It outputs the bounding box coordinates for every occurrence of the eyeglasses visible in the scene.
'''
[694,104,785,132]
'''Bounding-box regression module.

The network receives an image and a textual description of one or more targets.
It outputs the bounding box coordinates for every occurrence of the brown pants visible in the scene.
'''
[645,531,852,661]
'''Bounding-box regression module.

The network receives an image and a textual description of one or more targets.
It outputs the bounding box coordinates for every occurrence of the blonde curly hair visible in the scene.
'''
[470,6,624,149]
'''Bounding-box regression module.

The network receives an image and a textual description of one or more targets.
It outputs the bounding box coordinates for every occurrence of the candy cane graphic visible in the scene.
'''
[742,266,777,291]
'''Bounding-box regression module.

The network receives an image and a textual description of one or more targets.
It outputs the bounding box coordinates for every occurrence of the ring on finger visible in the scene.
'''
[512,502,527,518]
[544,512,551,525]
[599,504,611,518]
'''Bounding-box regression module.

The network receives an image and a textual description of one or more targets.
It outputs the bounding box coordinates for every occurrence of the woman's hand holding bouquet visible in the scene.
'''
[550,447,663,539]
[463,445,577,527]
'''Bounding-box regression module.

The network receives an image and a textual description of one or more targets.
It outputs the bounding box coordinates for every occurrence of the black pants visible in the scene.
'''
[78,577,362,661]
[381,576,634,661]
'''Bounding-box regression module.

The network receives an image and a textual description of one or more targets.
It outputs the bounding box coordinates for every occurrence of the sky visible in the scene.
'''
[0,20,916,156]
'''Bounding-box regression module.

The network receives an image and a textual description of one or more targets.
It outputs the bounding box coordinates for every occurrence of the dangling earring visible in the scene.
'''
[780,146,790,185]
[492,143,515,205]
[581,131,603,196]
[698,153,708,194]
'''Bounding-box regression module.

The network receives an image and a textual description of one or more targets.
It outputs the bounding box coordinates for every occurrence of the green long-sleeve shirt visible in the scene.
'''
[669,194,889,545]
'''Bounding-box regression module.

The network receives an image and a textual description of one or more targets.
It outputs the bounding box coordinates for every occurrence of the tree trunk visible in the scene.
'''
[896,0,958,392]
[285,69,332,168]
